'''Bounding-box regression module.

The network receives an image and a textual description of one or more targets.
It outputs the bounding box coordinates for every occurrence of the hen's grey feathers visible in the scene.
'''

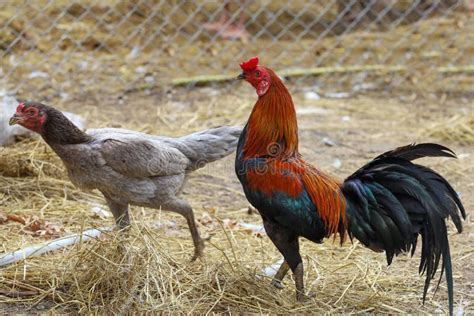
[169,125,242,170]
[88,125,242,176]
[99,137,190,177]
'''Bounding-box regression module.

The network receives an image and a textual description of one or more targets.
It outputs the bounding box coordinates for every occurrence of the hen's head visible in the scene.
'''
[9,102,48,133]
[238,56,271,97]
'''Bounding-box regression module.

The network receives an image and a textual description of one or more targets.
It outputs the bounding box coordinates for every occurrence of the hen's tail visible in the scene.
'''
[341,143,465,315]
[175,125,242,171]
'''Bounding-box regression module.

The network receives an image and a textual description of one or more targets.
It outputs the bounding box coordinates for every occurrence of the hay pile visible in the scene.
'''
[1,215,467,314]
[423,114,474,145]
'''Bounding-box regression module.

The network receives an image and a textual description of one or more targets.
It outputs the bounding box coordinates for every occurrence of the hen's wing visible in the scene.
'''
[89,129,191,178]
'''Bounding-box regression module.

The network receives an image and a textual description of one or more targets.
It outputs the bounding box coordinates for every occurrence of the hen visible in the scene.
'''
[10,102,241,260]
[235,57,465,314]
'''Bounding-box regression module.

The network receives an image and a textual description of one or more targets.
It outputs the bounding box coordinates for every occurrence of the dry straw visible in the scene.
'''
[423,114,474,145]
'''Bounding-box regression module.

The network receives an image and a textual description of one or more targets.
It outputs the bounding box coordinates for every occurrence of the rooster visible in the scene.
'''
[235,57,465,313]
[9,102,241,260]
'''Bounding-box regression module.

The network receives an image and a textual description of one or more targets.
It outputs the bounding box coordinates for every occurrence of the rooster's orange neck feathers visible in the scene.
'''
[243,69,299,159]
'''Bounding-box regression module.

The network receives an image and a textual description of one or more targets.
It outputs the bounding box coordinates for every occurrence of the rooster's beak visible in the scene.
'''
[9,114,21,126]
[236,73,246,80]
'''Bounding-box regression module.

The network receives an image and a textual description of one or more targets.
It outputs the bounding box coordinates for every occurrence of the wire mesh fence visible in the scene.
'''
[1,0,473,101]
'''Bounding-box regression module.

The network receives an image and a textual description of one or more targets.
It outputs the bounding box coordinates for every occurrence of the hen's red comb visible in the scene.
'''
[17,102,25,112]
[240,56,259,71]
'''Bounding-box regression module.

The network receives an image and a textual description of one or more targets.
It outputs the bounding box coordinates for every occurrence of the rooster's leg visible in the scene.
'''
[271,260,289,289]
[263,219,306,301]
[163,198,205,261]
[294,262,306,301]
[104,195,130,229]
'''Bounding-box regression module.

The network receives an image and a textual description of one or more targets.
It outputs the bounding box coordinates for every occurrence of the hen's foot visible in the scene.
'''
[191,237,210,261]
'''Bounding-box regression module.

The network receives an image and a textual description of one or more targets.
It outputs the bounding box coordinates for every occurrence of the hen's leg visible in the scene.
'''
[104,196,130,229]
[271,260,289,289]
[163,198,205,261]
[263,219,307,301]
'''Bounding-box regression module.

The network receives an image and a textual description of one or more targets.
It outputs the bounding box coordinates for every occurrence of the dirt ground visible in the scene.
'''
[0,81,472,314]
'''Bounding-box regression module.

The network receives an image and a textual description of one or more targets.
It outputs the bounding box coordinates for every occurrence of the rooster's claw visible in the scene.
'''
[271,279,284,289]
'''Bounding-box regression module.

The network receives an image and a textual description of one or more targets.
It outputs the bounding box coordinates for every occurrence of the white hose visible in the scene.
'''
[0,227,111,267]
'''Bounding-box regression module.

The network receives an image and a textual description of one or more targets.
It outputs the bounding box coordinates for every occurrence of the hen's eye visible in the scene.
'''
[27,109,35,115]
[255,71,261,77]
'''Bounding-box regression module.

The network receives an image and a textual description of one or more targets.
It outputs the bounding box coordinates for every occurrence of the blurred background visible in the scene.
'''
[1,0,473,100]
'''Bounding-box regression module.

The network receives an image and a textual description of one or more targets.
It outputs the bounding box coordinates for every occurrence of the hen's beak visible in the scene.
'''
[236,73,246,80]
[9,114,21,126]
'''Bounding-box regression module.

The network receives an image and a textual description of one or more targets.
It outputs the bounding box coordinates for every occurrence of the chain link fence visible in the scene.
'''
[1,0,473,101]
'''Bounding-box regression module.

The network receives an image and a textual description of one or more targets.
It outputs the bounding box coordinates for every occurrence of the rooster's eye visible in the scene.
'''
[255,71,261,77]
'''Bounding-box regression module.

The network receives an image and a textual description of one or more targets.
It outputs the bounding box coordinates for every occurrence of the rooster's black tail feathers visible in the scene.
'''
[342,143,465,315]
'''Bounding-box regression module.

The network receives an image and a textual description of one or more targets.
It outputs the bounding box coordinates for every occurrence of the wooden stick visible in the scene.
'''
[169,64,474,86]
[437,65,474,73]
[170,65,407,86]
[125,64,474,92]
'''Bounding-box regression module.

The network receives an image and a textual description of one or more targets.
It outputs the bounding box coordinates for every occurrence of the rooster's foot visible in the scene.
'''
[271,279,284,289]
[296,291,316,302]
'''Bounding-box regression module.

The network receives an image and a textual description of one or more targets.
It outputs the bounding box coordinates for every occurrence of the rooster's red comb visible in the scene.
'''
[240,56,259,71]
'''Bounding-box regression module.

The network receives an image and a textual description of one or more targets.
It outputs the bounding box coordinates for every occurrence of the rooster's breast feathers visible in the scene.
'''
[237,152,343,241]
